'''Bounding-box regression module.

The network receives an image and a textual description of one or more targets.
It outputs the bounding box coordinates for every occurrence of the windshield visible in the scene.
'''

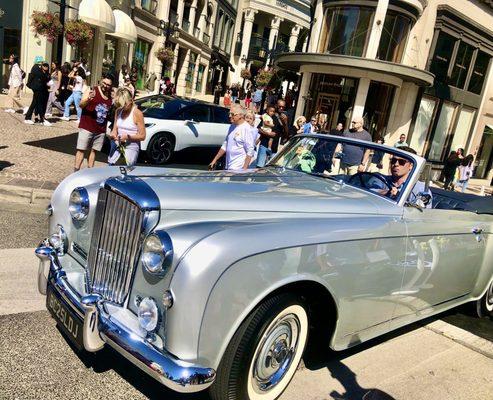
[143,99,190,119]
[269,135,426,204]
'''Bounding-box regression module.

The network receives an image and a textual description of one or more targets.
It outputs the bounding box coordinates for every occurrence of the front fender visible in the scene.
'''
[165,215,402,366]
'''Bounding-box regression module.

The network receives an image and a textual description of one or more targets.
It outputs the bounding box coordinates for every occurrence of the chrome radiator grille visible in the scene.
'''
[87,189,144,304]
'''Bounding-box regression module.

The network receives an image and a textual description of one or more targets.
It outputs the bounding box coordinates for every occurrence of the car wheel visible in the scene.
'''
[475,279,493,318]
[146,133,175,165]
[209,294,309,400]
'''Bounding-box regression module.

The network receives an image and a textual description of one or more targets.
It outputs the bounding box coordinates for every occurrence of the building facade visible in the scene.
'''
[276,0,493,182]
[230,0,311,85]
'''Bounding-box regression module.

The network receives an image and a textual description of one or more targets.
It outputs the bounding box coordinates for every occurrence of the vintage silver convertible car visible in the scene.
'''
[36,135,493,400]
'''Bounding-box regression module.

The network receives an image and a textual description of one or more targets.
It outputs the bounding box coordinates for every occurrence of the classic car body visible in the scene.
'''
[36,136,493,400]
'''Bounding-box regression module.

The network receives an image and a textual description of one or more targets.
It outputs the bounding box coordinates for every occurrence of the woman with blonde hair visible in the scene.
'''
[294,116,306,134]
[108,87,146,166]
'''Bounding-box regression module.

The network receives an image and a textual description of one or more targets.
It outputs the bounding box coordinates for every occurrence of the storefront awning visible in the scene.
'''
[79,0,115,32]
[211,50,235,72]
[274,53,435,87]
[107,10,137,43]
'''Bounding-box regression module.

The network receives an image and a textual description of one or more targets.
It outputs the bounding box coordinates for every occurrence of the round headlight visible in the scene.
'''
[69,187,89,221]
[141,232,173,276]
[138,297,159,332]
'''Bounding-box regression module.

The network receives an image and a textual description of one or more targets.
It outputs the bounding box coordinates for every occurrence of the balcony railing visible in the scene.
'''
[140,0,157,14]
[202,32,211,45]
[182,19,190,33]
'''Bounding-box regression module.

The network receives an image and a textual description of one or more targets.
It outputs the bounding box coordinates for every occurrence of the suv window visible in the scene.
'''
[179,105,211,122]
[213,107,231,124]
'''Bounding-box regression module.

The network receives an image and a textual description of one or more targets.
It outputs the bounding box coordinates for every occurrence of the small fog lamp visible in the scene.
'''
[49,224,67,256]
[138,297,159,332]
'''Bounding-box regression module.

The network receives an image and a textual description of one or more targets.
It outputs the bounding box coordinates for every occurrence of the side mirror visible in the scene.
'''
[416,192,432,208]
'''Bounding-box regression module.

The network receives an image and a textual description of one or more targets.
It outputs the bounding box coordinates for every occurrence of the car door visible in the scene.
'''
[178,105,216,147]
[395,206,486,321]
[211,106,233,144]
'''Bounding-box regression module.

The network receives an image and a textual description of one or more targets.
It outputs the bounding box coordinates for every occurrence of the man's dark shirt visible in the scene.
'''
[341,129,372,166]
[259,113,284,153]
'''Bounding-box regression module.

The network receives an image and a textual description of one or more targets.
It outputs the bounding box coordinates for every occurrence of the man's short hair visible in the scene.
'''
[398,146,417,154]
[102,73,114,84]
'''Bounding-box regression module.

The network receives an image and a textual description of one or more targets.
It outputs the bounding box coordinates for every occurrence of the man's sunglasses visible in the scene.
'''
[390,157,409,166]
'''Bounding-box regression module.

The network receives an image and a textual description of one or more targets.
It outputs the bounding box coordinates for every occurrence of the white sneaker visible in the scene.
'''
[45,113,52,118]
[59,116,70,121]
[4,108,14,113]
[43,120,52,126]
[23,107,29,115]
[24,120,34,125]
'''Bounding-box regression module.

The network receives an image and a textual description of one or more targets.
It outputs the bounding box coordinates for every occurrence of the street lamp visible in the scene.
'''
[159,19,180,47]
[49,0,78,64]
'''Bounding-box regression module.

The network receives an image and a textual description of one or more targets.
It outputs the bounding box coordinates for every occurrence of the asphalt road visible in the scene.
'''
[0,188,492,400]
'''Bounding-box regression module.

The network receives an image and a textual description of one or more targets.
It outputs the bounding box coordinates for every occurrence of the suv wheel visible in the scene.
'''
[147,133,174,164]
[210,293,309,400]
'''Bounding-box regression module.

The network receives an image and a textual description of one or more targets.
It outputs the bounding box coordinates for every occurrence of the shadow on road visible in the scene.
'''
[24,132,217,168]
[0,160,14,171]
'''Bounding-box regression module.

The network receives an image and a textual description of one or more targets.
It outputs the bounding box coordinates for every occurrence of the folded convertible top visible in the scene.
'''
[430,187,493,214]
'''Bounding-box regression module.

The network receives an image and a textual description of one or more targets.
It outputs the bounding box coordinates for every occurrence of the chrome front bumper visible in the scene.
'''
[35,242,216,393]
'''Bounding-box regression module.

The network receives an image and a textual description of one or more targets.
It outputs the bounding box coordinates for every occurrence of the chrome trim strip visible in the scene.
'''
[35,242,216,393]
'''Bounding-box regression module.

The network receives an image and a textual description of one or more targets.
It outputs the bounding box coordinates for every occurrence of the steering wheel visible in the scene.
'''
[347,172,392,194]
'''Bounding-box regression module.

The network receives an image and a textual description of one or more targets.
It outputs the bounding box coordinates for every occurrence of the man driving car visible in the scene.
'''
[384,146,432,207]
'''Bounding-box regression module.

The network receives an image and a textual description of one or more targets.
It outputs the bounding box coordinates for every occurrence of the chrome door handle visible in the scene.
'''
[472,227,483,235]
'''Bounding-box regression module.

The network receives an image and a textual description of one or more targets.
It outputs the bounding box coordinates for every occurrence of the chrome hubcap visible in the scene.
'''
[486,281,493,310]
[252,314,300,392]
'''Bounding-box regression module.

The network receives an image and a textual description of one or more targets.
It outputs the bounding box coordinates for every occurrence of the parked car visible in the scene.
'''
[36,135,493,400]
[142,99,231,164]
[134,93,175,112]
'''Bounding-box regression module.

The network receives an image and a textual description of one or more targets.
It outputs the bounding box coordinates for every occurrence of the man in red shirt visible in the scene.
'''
[74,74,114,171]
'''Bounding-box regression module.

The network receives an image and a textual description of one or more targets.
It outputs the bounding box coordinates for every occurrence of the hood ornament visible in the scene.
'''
[120,166,128,179]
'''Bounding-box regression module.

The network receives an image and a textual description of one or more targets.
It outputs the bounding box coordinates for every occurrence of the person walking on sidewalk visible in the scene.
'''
[4,55,25,114]
[108,87,146,167]
[24,62,50,126]
[73,74,114,172]
[60,66,86,122]
[45,62,64,117]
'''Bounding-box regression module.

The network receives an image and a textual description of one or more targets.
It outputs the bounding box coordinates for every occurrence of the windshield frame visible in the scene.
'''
[268,134,426,207]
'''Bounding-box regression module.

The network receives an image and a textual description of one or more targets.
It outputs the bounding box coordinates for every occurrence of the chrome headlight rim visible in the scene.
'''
[69,187,89,221]
[141,231,173,277]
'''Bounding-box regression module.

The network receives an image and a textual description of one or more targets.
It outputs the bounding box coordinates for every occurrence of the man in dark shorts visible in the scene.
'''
[340,116,372,174]
[74,74,113,171]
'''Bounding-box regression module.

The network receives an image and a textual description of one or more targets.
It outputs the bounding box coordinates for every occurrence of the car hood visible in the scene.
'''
[133,168,397,215]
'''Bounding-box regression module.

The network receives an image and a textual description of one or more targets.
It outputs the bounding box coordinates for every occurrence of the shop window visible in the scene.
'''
[475,125,493,179]
[363,81,395,140]
[185,52,198,94]
[428,101,458,161]
[468,51,491,95]
[377,11,411,63]
[320,6,374,57]
[409,96,437,156]
[429,32,455,83]
[133,39,151,90]
[141,0,157,14]
[449,107,475,152]
[450,42,474,89]
[102,37,118,78]
[1,28,22,89]
[195,64,205,93]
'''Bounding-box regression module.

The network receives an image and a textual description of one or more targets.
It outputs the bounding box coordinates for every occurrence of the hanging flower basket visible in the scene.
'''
[240,68,252,80]
[255,68,276,87]
[65,19,94,48]
[155,47,175,69]
[30,11,63,43]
